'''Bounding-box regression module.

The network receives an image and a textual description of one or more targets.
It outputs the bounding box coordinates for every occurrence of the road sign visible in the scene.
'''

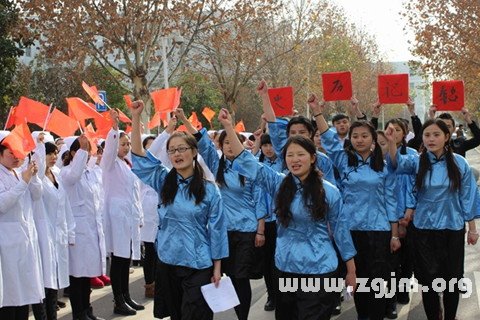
[95,90,107,112]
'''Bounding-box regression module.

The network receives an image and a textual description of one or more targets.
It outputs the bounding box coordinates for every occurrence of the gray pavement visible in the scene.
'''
[30,148,480,320]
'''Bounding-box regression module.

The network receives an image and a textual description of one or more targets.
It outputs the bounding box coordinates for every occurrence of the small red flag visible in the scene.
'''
[235,120,246,133]
[432,80,464,111]
[322,72,353,101]
[124,95,133,108]
[189,112,203,130]
[202,107,216,124]
[378,74,409,104]
[45,108,78,137]
[4,106,17,129]
[1,123,36,159]
[150,88,180,113]
[267,87,294,117]
[67,97,102,124]
[82,81,104,105]
[15,97,50,127]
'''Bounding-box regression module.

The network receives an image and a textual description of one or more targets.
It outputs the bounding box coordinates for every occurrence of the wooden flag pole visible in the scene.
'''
[43,104,55,131]
[3,106,13,130]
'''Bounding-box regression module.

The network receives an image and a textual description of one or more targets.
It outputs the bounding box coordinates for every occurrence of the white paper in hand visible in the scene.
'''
[200,276,240,313]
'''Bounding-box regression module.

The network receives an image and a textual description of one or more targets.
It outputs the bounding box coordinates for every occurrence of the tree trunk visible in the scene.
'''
[131,75,152,133]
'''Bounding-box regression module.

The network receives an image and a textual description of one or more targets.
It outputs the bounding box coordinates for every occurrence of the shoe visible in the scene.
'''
[264,298,275,311]
[385,308,398,319]
[144,282,155,298]
[332,303,341,315]
[98,275,111,286]
[123,293,145,310]
[73,310,90,320]
[90,277,104,289]
[113,295,137,316]
[86,306,105,320]
[57,300,66,308]
[397,291,410,304]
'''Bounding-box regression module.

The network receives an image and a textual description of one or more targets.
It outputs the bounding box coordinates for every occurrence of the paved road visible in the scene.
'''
[30,148,480,320]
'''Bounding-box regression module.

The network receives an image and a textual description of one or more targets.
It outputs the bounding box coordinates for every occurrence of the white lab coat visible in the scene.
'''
[101,129,143,260]
[33,143,76,289]
[61,149,106,277]
[139,183,159,243]
[0,164,44,306]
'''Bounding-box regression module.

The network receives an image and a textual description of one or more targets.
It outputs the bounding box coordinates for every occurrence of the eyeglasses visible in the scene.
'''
[167,146,192,154]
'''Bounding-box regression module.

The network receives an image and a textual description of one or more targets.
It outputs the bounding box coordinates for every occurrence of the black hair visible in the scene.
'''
[416,119,461,192]
[437,113,455,128]
[216,130,245,187]
[275,136,328,227]
[0,144,7,155]
[345,121,384,172]
[385,118,408,155]
[332,114,350,125]
[286,116,314,140]
[63,138,81,166]
[45,142,58,155]
[259,133,272,162]
[142,136,156,149]
[161,132,206,205]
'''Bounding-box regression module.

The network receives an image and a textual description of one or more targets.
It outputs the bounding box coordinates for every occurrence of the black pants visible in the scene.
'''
[110,254,131,296]
[143,242,157,284]
[0,305,29,320]
[413,227,465,320]
[263,221,278,302]
[275,271,337,320]
[69,276,91,315]
[32,288,58,320]
[154,261,213,320]
[351,230,391,320]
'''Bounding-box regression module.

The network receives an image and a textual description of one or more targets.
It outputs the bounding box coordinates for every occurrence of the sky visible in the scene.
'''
[332,0,415,62]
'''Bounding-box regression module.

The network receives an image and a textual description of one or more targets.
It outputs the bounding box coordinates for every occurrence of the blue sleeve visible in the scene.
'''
[254,185,268,220]
[405,175,417,210]
[385,172,398,223]
[232,150,285,200]
[131,151,169,193]
[268,119,289,167]
[197,128,220,175]
[457,156,480,221]
[207,184,229,260]
[327,185,356,261]
[316,151,336,184]
[387,150,418,175]
[320,129,348,175]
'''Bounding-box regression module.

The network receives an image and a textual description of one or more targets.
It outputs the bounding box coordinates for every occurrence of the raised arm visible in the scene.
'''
[100,109,120,172]
[257,80,276,122]
[130,100,146,157]
[460,108,480,151]
[60,136,89,185]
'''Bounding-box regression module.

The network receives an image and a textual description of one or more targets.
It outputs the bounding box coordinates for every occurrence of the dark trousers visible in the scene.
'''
[351,230,391,320]
[263,221,278,302]
[0,305,29,320]
[32,288,58,320]
[69,276,91,315]
[275,271,337,320]
[110,254,131,296]
[143,242,157,284]
[154,261,213,320]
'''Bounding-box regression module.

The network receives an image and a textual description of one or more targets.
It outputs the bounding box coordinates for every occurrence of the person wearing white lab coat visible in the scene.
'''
[31,141,76,320]
[61,135,106,320]
[101,109,144,316]
[0,141,45,320]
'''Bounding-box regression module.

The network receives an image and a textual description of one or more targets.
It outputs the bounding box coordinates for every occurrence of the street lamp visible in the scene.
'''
[161,33,185,89]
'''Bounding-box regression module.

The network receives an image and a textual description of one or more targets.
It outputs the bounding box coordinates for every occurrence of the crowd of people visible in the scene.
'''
[0,79,480,320]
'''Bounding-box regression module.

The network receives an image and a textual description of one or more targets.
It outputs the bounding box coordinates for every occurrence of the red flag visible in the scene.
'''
[322,71,353,101]
[4,106,17,129]
[1,123,35,159]
[268,87,294,117]
[432,80,464,111]
[235,120,246,133]
[15,97,50,127]
[176,124,188,132]
[67,97,103,123]
[378,74,409,104]
[202,107,216,124]
[148,111,161,130]
[124,95,133,108]
[82,81,104,105]
[188,112,203,130]
[45,108,78,137]
[150,88,180,113]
